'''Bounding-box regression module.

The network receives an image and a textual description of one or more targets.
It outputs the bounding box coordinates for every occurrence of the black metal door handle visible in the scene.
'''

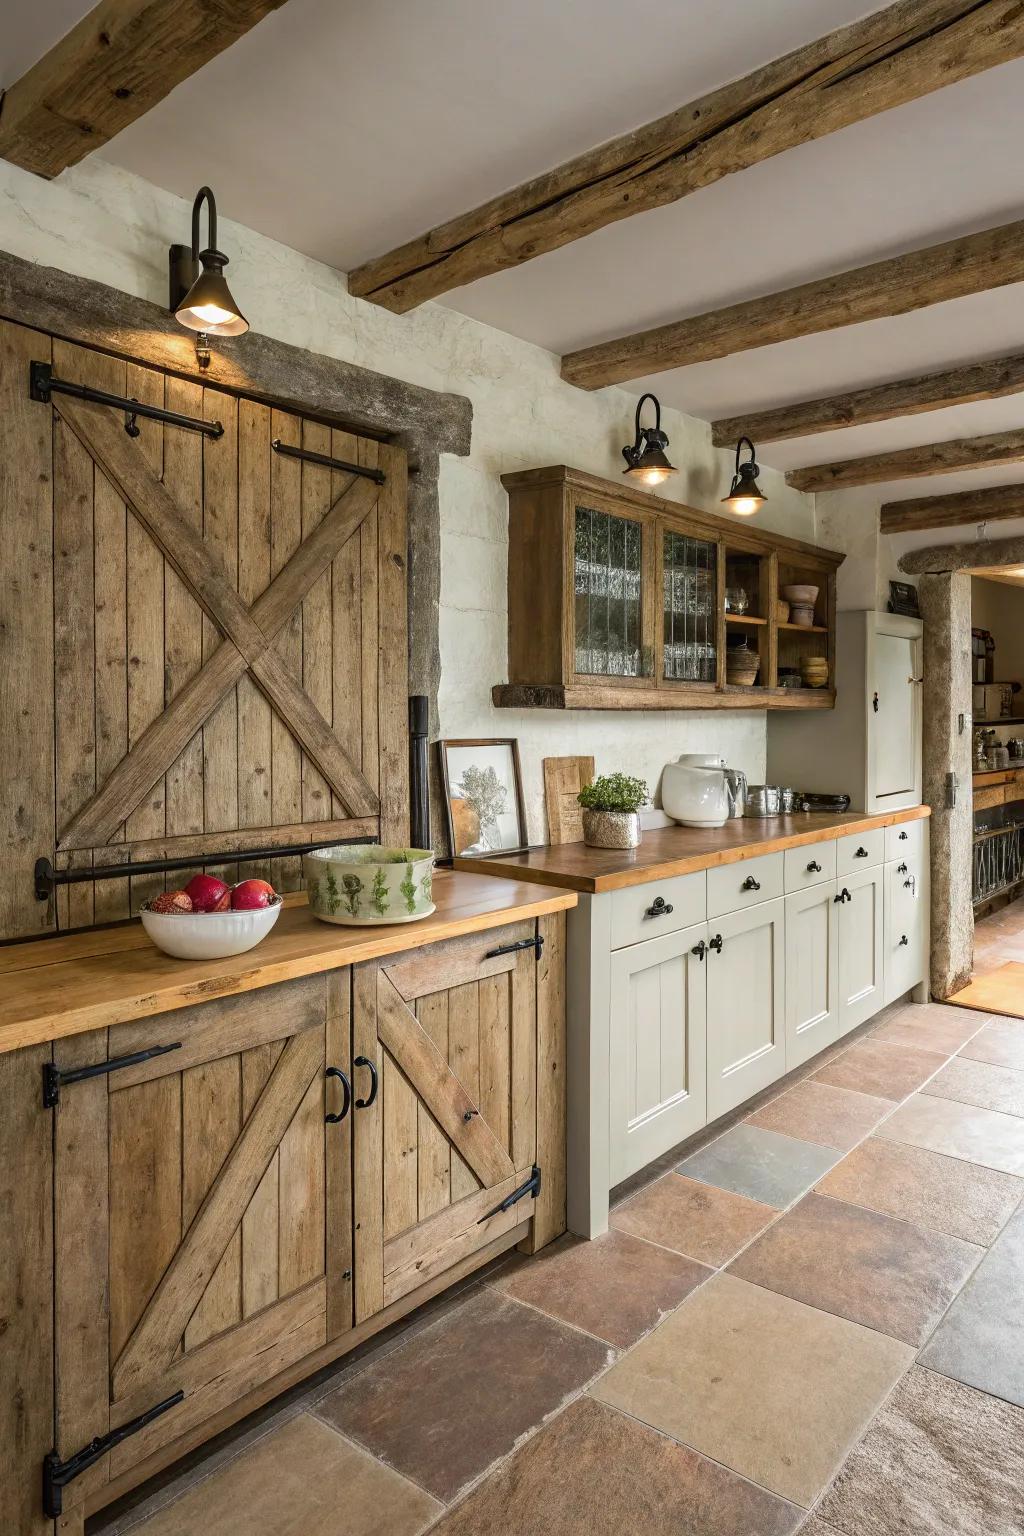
[898,935,909,947]
[691,939,707,961]
[896,862,908,874]
[645,895,674,918]
[807,860,822,873]
[354,1055,379,1108]
[834,888,851,904]
[741,876,761,892]
[708,933,724,953]
[854,847,869,858]
[325,1067,352,1124]
[898,830,908,840]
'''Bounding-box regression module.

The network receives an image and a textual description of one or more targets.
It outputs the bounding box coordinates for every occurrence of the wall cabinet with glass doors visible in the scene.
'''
[496,465,843,711]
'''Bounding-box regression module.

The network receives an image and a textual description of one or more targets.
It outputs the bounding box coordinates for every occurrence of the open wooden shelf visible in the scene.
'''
[726,613,767,625]
[778,621,828,633]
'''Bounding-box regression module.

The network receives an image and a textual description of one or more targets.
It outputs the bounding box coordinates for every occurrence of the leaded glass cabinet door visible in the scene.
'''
[572,501,652,683]
[662,529,719,686]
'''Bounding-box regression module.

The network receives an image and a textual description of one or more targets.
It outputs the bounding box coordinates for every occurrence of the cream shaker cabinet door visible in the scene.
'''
[608,922,708,1185]
[785,882,840,1070]
[706,898,785,1121]
[884,857,927,1003]
[871,626,923,807]
[836,865,884,1034]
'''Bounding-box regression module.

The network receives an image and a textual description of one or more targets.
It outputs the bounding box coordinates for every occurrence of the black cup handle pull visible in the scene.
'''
[354,1055,379,1109]
[324,1067,352,1124]
[807,860,822,874]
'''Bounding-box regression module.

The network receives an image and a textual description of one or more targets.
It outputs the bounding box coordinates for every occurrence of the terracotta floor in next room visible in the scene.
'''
[972,898,1024,980]
[92,999,1024,1536]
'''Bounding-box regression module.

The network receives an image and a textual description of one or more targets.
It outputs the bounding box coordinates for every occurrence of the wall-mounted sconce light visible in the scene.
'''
[622,392,677,488]
[169,186,248,369]
[722,437,766,516]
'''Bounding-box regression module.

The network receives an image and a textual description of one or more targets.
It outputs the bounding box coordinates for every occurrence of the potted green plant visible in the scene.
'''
[578,773,648,849]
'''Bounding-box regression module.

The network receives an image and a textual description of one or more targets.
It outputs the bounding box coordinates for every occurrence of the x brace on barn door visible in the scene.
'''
[35,387,386,850]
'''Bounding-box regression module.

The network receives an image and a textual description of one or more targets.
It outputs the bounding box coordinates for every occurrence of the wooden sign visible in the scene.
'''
[543,756,594,845]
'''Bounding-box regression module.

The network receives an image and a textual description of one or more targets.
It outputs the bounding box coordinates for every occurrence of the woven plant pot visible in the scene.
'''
[581,809,641,849]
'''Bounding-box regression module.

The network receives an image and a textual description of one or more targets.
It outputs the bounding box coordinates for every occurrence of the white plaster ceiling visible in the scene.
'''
[5,0,1024,498]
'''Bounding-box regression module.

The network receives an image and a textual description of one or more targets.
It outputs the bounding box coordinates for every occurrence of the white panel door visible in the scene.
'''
[706,898,785,1121]
[608,922,708,1184]
[785,881,840,1070]
[871,631,921,804]
[837,865,884,1034]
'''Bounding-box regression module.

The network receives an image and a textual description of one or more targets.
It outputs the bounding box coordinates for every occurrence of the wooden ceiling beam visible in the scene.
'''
[787,429,1024,493]
[561,219,1024,390]
[711,354,1024,447]
[348,0,1024,314]
[881,482,1024,534]
[0,0,289,179]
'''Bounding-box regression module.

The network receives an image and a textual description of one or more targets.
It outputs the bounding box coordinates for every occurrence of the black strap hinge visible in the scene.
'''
[477,1165,541,1224]
[43,1392,184,1517]
[44,1042,182,1108]
[483,934,544,961]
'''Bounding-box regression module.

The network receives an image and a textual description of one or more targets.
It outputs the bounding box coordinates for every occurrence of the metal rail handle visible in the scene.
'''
[354,1055,379,1108]
[325,1067,352,1124]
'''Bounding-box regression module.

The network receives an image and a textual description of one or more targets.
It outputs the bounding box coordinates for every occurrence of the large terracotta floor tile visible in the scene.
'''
[314,1289,610,1501]
[592,1273,912,1507]
[879,1093,1024,1176]
[129,1414,439,1536]
[922,1055,1024,1118]
[677,1124,840,1209]
[729,1192,981,1346]
[816,1137,1024,1245]
[959,1017,1024,1070]
[871,1004,985,1055]
[817,1365,1024,1536]
[494,1228,710,1348]
[429,1396,803,1536]
[611,1172,777,1266]
[920,1206,1024,1408]
[812,1039,945,1101]
[746,1080,892,1152]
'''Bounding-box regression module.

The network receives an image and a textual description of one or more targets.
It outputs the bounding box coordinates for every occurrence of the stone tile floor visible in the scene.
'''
[92,999,1024,1536]
[973,897,1024,979]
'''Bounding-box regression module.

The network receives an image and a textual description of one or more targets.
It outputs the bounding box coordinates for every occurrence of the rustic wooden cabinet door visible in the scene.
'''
[51,974,351,1514]
[352,922,540,1323]
[705,898,786,1119]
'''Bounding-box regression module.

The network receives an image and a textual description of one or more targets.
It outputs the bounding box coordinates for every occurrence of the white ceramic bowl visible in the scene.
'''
[140,897,283,959]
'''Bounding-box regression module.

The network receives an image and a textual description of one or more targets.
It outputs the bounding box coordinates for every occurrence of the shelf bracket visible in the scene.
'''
[43,1393,184,1517]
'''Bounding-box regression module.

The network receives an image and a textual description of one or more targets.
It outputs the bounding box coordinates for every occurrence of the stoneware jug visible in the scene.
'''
[661,753,730,829]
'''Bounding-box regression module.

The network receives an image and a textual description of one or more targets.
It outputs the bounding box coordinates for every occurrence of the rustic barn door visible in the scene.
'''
[0,320,408,939]
[49,974,354,1517]
[351,922,540,1322]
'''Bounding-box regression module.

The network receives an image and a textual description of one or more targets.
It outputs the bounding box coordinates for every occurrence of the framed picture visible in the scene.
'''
[438,738,528,858]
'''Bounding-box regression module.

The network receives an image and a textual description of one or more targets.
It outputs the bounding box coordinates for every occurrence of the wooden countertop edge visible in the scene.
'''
[0,880,576,1056]
[455,806,931,894]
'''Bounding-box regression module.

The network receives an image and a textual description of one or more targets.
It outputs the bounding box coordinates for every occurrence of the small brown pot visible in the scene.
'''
[726,641,761,687]
[582,809,641,849]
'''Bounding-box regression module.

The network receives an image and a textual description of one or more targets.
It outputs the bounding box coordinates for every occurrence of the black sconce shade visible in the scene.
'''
[622,393,677,488]
[722,436,766,516]
[169,186,248,338]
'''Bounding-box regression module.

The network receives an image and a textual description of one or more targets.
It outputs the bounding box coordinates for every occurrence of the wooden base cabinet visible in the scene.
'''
[706,898,786,1120]
[7,917,566,1534]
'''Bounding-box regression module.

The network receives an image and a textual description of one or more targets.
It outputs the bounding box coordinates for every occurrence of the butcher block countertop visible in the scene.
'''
[456,805,931,894]
[0,870,576,1055]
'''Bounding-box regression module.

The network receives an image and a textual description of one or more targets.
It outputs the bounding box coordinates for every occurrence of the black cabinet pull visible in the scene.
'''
[807,860,822,873]
[354,1055,379,1109]
[645,895,674,919]
[854,847,869,858]
[834,888,852,904]
[898,934,909,947]
[708,933,724,953]
[691,939,707,961]
[904,878,915,889]
[898,830,908,841]
[325,1067,352,1124]
[741,876,761,892]
[896,862,908,874]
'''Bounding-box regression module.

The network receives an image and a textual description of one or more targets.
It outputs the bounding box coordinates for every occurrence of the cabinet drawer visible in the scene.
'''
[610,871,706,949]
[885,818,924,862]
[707,852,783,918]
[784,841,837,892]
[836,827,885,875]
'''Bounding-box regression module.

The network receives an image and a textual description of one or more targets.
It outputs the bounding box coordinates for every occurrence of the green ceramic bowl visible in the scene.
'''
[304,845,435,925]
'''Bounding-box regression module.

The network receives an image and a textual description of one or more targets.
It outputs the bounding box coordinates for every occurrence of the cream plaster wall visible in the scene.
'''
[971,576,1024,682]
[0,156,817,840]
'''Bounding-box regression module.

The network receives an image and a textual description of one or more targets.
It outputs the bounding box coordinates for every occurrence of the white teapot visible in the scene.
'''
[661,753,730,829]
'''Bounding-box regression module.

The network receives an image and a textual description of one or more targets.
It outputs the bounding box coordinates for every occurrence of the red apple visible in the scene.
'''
[184,873,231,912]
[231,878,277,911]
[148,889,193,914]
